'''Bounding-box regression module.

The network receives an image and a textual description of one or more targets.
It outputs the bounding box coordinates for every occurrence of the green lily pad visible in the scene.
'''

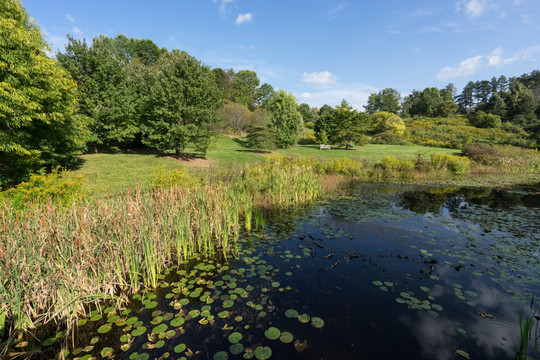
[285,309,299,318]
[264,327,281,340]
[170,316,185,327]
[42,337,57,347]
[230,343,244,355]
[90,314,103,322]
[228,332,243,344]
[311,317,325,329]
[218,311,229,319]
[279,331,294,343]
[131,326,147,337]
[155,340,165,349]
[101,347,114,358]
[297,314,310,324]
[214,350,229,360]
[97,324,112,334]
[255,346,272,360]
[174,343,187,353]
[372,280,383,286]
[126,316,138,325]
[152,323,168,334]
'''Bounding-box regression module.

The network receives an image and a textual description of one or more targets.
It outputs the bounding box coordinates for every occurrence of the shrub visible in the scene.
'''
[369,112,406,136]
[299,129,317,144]
[462,143,500,165]
[1,168,87,208]
[379,157,415,172]
[317,158,363,176]
[370,132,409,145]
[430,154,471,174]
[149,166,201,188]
[469,111,501,128]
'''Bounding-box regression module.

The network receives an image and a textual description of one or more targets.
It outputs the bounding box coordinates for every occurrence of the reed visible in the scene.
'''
[0,155,334,346]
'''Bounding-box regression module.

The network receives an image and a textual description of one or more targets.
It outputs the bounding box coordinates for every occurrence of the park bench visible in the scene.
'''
[319,144,331,150]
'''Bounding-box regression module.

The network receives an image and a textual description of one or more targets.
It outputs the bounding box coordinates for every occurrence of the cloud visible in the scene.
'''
[71,26,83,35]
[214,0,234,14]
[455,0,492,17]
[296,83,377,110]
[437,45,540,80]
[437,55,482,80]
[235,13,253,25]
[301,71,337,85]
[325,3,350,18]
[65,13,75,23]
[486,47,518,67]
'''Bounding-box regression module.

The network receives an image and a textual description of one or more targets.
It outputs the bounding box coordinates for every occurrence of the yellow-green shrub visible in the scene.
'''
[380,157,415,172]
[430,154,471,174]
[318,158,363,176]
[1,168,87,208]
[149,166,201,188]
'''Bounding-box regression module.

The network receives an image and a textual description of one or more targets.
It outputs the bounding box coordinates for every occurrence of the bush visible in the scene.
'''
[469,111,501,128]
[149,166,201,188]
[1,168,87,208]
[461,143,500,165]
[430,154,471,174]
[379,157,415,172]
[369,112,406,136]
[317,158,363,176]
[370,132,409,145]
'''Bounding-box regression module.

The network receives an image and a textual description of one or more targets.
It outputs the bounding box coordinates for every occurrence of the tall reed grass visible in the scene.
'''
[0,155,327,345]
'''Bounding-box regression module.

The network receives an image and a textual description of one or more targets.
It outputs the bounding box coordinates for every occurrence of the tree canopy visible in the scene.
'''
[0,0,88,187]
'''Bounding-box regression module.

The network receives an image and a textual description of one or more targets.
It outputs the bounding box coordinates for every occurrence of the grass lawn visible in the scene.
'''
[74,136,462,191]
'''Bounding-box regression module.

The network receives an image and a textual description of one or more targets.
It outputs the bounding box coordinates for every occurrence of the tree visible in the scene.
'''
[410,87,442,116]
[469,111,501,128]
[364,88,401,114]
[212,68,234,101]
[215,102,251,133]
[298,103,316,124]
[0,0,89,187]
[484,93,507,118]
[57,35,139,150]
[245,125,276,151]
[265,90,303,148]
[232,70,260,111]
[257,83,275,108]
[326,100,368,149]
[456,81,475,113]
[369,112,406,136]
[250,108,272,127]
[504,80,537,126]
[141,50,222,155]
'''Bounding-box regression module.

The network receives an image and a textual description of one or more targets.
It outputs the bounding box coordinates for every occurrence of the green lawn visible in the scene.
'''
[74,136,461,191]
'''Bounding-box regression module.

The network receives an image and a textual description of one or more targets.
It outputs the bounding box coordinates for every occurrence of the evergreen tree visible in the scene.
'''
[266,90,303,148]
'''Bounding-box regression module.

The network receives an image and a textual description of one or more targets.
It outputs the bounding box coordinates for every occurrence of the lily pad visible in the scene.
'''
[254,346,272,360]
[101,347,114,358]
[228,332,243,344]
[264,327,281,340]
[174,343,187,353]
[279,331,294,343]
[311,317,325,329]
[97,324,112,334]
[285,309,299,318]
[297,313,310,324]
[230,343,244,355]
[214,351,229,360]
[152,323,168,334]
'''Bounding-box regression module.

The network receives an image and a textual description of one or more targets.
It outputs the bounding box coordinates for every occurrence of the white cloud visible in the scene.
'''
[456,0,492,17]
[214,0,233,14]
[301,71,337,85]
[235,13,253,25]
[437,55,482,80]
[325,3,350,18]
[296,83,377,110]
[487,47,518,67]
[71,26,83,35]
[65,13,76,23]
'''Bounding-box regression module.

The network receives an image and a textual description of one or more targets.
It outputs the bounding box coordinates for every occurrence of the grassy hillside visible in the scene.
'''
[74,136,461,191]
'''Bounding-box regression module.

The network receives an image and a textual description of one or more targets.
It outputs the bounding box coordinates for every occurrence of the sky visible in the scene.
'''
[21,0,540,110]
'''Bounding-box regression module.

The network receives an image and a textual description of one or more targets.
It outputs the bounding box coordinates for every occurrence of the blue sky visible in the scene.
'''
[21,0,540,110]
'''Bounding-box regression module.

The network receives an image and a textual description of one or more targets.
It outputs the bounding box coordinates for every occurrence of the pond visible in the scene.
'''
[33,182,540,360]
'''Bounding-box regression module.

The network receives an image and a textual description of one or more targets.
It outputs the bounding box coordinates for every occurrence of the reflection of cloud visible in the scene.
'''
[400,313,457,360]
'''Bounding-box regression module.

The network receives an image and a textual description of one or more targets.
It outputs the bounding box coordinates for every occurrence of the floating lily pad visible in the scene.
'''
[285,309,299,318]
[254,346,272,360]
[297,314,310,324]
[170,316,185,327]
[101,347,114,358]
[279,331,294,343]
[456,349,470,359]
[372,280,383,286]
[218,311,229,319]
[264,327,281,340]
[126,316,138,325]
[97,324,112,334]
[90,314,103,322]
[311,317,325,329]
[214,351,228,360]
[42,337,57,347]
[174,343,187,353]
[131,326,147,337]
[230,343,244,355]
[152,323,168,334]
[228,332,243,344]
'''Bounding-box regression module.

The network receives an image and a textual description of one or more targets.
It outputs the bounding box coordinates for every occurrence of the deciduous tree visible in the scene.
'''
[265,90,303,148]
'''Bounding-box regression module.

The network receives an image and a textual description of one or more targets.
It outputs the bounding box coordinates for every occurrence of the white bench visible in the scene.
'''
[319,144,331,150]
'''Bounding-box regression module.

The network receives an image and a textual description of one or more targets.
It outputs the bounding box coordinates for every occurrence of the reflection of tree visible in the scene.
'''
[401,188,459,214]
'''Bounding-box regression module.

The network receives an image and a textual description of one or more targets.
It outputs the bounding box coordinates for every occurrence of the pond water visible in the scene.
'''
[35,183,540,360]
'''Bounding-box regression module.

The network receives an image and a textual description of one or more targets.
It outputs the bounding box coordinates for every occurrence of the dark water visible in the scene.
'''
[33,183,540,360]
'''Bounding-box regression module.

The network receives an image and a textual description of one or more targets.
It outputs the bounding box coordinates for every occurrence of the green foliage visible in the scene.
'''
[364,88,401,114]
[430,153,471,174]
[405,116,535,149]
[232,70,260,111]
[325,100,368,149]
[266,90,304,149]
[469,111,502,128]
[141,50,222,155]
[380,157,415,172]
[316,129,329,144]
[149,166,200,188]
[1,168,87,208]
[299,129,317,144]
[316,158,363,176]
[0,0,89,187]
[462,143,540,173]
[246,125,277,151]
[370,132,409,145]
[369,112,406,136]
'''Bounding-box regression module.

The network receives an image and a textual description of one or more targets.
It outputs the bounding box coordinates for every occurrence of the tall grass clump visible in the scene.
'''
[430,153,471,174]
[462,144,540,174]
